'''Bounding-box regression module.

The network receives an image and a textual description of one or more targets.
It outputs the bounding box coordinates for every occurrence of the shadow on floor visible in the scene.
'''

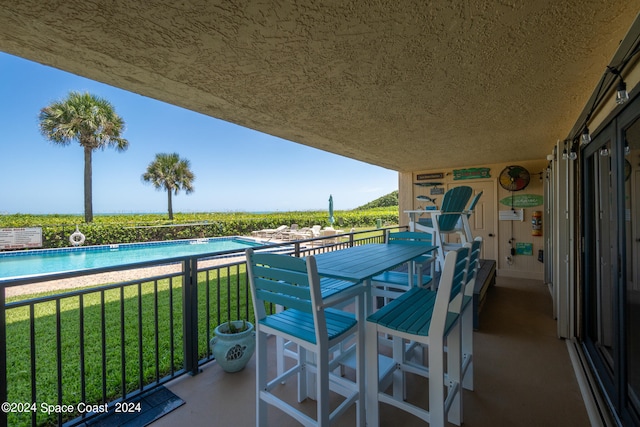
[150,276,589,427]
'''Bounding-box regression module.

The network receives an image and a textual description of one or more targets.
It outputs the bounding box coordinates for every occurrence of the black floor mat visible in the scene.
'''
[84,386,184,427]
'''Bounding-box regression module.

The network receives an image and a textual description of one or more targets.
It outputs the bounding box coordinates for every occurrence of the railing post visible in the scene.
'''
[0,286,7,427]
[182,258,200,375]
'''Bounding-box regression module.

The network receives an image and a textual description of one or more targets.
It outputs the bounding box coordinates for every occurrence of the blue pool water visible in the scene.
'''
[0,237,265,280]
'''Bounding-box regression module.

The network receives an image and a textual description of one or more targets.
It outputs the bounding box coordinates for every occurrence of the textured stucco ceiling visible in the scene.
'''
[0,1,638,172]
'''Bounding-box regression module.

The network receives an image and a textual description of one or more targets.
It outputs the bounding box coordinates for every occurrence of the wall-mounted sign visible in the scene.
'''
[516,242,533,256]
[453,167,491,180]
[430,187,445,195]
[416,173,444,180]
[499,194,544,208]
[0,227,43,250]
[499,209,524,221]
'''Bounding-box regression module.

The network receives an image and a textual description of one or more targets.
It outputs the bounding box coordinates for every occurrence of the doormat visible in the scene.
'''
[86,386,185,427]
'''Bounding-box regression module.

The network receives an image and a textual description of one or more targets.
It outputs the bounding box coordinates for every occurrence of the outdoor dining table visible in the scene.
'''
[313,242,437,290]
[296,242,438,404]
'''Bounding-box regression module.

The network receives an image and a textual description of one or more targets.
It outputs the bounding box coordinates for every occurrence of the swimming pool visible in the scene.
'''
[0,237,267,280]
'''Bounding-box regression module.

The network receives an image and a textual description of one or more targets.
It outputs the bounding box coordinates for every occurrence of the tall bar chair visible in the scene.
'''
[459,191,483,244]
[365,246,470,427]
[459,237,482,390]
[246,249,365,427]
[409,186,473,270]
[371,231,436,306]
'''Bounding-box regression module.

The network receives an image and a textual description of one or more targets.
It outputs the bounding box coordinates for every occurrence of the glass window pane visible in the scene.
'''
[584,135,616,376]
[623,118,640,418]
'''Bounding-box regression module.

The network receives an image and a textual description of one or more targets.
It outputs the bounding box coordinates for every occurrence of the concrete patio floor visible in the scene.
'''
[150,276,590,427]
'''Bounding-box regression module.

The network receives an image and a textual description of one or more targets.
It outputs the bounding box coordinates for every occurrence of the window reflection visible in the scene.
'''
[596,139,615,366]
[624,118,640,415]
[582,95,640,422]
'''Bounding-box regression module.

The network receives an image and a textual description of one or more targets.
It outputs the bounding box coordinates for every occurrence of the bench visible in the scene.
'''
[473,259,496,330]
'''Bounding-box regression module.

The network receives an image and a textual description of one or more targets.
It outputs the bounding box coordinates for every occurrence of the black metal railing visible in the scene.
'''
[0,227,399,426]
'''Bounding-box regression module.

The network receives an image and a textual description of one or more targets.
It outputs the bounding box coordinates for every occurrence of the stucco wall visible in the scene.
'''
[400,159,548,280]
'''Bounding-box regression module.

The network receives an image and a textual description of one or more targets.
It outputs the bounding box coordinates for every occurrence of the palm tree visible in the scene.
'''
[39,91,128,222]
[142,153,195,220]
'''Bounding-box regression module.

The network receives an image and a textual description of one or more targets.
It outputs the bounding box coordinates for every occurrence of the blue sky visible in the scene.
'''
[0,52,398,214]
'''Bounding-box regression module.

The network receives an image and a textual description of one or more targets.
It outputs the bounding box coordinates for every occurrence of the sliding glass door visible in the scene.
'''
[582,97,640,425]
[583,122,617,392]
[622,110,640,424]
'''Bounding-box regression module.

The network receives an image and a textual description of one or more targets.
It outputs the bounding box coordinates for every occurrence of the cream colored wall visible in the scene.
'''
[399,159,548,279]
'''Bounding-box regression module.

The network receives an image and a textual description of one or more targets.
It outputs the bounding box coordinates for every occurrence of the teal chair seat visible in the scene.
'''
[367,287,459,337]
[371,231,435,304]
[260,307,356,345]
[371,271,432,288]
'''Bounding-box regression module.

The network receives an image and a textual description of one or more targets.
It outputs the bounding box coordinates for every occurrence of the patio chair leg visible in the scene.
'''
[256,331,268,426]
[298,347,307,403]
[276,335,285,381]
[447,323,462,425]
[429,337,446,427]
[356,293,366,427]
[462,308,474,391]
[317,347,330,425]
[366,323,380,427]
[392,336,404,399]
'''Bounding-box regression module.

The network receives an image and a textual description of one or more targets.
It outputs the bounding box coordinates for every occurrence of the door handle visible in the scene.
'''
[488,233,495,237]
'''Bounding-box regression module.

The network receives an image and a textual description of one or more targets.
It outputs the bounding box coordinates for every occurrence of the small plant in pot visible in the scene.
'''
[210,320,256,373]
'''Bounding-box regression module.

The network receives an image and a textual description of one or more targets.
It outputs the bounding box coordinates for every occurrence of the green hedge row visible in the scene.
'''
[0,208,399,249]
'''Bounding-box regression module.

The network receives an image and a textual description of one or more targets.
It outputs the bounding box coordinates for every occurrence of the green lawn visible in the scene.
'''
[3,228,392,425]
[5,266,251,426]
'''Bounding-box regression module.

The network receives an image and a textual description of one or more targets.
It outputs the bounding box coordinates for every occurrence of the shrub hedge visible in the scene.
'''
[0,208,399,249]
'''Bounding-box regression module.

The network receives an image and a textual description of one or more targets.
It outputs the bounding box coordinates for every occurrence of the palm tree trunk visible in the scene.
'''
[84,146,93,223]
[167,190,173,220]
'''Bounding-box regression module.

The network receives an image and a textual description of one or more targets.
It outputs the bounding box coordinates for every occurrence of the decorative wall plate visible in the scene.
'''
[499,165,530,191]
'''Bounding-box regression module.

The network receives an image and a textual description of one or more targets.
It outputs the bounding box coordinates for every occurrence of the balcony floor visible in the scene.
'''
[150,276,589,427]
